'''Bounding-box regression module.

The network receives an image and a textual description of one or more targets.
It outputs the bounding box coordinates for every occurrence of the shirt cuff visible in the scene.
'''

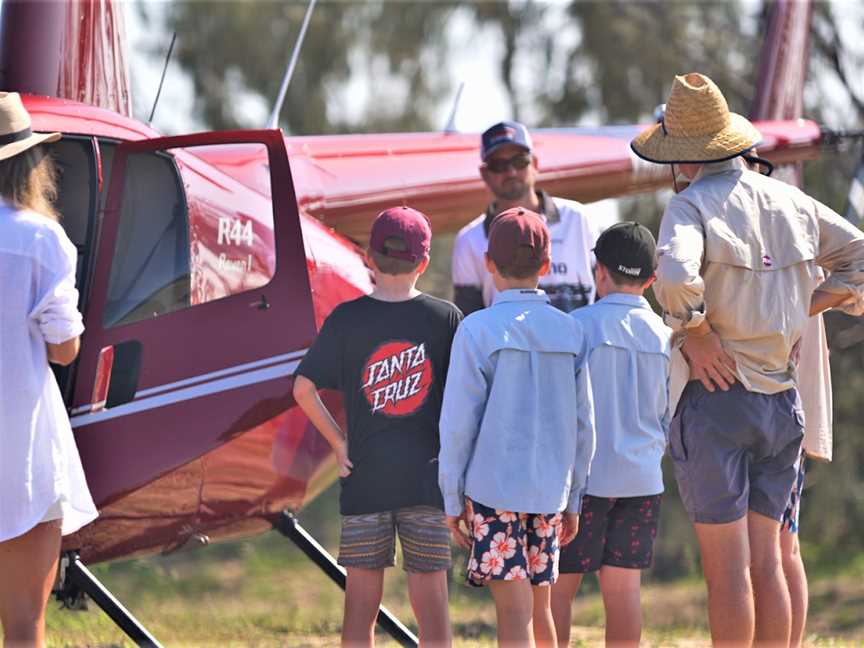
[566,487,585,514]
[442,490,465,517]
[40,317,85,345]
[817,278,864,316]
[663,305,706,332]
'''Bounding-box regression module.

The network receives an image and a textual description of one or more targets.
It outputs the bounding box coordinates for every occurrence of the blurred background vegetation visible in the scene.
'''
[51,0,863,644]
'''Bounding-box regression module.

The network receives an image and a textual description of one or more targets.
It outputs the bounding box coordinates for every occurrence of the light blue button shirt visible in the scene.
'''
[571,293,671,497]
[438,289,595,516]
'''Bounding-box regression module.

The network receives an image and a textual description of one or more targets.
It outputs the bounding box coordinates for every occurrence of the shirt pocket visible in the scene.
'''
[703,205,817,271]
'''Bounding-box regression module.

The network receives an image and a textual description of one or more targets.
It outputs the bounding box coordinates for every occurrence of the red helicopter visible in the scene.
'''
[0,1,832,646]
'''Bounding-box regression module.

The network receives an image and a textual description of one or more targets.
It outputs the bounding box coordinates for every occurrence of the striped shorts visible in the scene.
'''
[338,506,452,573]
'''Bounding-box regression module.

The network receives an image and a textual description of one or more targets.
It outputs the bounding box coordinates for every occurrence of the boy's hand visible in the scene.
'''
[560,512,580,546]
[447,512,472,550]
[293,375,352,475]
[464,498,475,524]
[334,441,353,478]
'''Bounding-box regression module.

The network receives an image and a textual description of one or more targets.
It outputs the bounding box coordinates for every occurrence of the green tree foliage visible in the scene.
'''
[553,1,756,124]
[162,0,461,134]
[463,1,549,121]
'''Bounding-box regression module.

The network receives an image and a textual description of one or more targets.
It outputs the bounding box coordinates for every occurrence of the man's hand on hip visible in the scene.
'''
[681,328,736,392]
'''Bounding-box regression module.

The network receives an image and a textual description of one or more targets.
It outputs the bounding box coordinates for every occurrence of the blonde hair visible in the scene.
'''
[0,146,59,220]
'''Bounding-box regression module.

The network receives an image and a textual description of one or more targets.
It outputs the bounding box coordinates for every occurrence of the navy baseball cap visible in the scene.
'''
[593,221,657,281]
[481,121,533,161]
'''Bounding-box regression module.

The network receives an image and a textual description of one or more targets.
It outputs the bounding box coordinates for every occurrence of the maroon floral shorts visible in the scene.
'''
[559,494,661,573]
[465,498,562,587]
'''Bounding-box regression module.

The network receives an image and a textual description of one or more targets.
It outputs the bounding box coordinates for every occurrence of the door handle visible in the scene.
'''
[249,295,270,310]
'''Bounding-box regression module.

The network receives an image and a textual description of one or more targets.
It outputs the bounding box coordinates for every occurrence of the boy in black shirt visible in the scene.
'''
[293,206,461,648]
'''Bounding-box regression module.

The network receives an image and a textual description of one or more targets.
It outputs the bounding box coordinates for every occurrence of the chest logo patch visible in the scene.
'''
[762,254,773,267]
[361,341,433,416]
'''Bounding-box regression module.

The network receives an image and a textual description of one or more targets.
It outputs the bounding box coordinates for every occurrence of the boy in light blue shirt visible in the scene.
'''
[550,222,671,648]
[439,207,595,648]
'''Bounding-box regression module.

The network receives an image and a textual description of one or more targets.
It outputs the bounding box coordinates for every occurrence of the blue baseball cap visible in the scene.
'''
[481,121,533,161]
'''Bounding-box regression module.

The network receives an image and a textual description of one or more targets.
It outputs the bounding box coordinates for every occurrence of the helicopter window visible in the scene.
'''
[181,142,277,306]
[103,150,191,327]
[98,141,116,210]
[46,137,99,402]
[48,137,97,297]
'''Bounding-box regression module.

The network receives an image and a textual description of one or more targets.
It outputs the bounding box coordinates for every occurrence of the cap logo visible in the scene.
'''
[762,254,773,267]
[489,126,517,144]
[617,264,642,277]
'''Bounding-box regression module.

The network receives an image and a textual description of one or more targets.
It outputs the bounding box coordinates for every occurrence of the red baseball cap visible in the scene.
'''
[487,207,550,270]
[369,206,432,262]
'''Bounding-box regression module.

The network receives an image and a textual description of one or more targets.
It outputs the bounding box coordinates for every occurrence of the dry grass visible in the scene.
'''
[36,529,864,648]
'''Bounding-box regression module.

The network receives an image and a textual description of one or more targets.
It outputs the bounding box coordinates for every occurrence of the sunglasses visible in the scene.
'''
[484,153,532,174]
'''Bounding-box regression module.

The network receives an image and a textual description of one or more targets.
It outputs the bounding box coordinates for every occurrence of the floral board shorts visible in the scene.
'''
[559,494,661,573]
[781,453,806,534]
[465,498,562,588]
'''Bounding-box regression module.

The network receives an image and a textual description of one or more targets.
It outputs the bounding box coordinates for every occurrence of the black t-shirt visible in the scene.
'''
[295,293,463,515]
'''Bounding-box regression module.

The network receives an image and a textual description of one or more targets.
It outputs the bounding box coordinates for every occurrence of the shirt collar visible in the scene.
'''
[482,191,559,236]
[695,156,744,181]
[596,292,651,309]
[492,288,551,305]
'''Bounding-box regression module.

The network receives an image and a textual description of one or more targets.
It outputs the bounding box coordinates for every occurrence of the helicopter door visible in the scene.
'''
[69,130,316,506]
[47,135,100,402]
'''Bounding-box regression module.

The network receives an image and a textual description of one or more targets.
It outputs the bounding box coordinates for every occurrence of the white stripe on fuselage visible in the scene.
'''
[69,349,307,428]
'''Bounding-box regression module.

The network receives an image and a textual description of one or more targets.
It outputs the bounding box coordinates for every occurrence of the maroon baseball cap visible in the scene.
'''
[369,206,432,262]
[487,207,550,270]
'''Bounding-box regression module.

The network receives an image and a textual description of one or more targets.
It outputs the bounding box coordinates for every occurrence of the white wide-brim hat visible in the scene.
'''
[631,73,761,164]
[0,92,60,162]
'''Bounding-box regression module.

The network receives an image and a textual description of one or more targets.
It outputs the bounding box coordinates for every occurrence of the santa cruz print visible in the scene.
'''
[361,340,433,416]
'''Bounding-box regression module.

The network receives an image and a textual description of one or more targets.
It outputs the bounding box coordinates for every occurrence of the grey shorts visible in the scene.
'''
[337,506,452,573]
[670,382,804,525]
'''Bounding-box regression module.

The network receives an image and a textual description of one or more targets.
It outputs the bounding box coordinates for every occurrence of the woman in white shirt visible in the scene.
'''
[0,92,98,647]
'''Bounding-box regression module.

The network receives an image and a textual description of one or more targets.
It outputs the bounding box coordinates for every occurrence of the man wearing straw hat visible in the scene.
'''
[631,73,864,646]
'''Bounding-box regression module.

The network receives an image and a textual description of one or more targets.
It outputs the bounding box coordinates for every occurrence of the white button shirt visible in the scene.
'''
[452,195,601,313]
[0,202,97,542]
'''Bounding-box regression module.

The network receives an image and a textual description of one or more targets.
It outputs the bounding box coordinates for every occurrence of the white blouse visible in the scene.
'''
[0,202,98,542]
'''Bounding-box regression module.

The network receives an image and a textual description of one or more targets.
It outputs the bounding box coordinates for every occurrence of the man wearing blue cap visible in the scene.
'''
[452,120,599,315]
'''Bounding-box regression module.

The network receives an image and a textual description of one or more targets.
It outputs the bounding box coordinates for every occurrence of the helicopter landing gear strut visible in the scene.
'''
[271,510,419,648]
[54,514,419,648]
[56,551,164,648]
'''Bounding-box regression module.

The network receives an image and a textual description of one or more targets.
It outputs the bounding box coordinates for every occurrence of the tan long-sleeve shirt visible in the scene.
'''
[655,158,864,395]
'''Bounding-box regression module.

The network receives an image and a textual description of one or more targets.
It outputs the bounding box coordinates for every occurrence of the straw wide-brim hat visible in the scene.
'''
[631,73,761,164]
[0,92,60,162]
